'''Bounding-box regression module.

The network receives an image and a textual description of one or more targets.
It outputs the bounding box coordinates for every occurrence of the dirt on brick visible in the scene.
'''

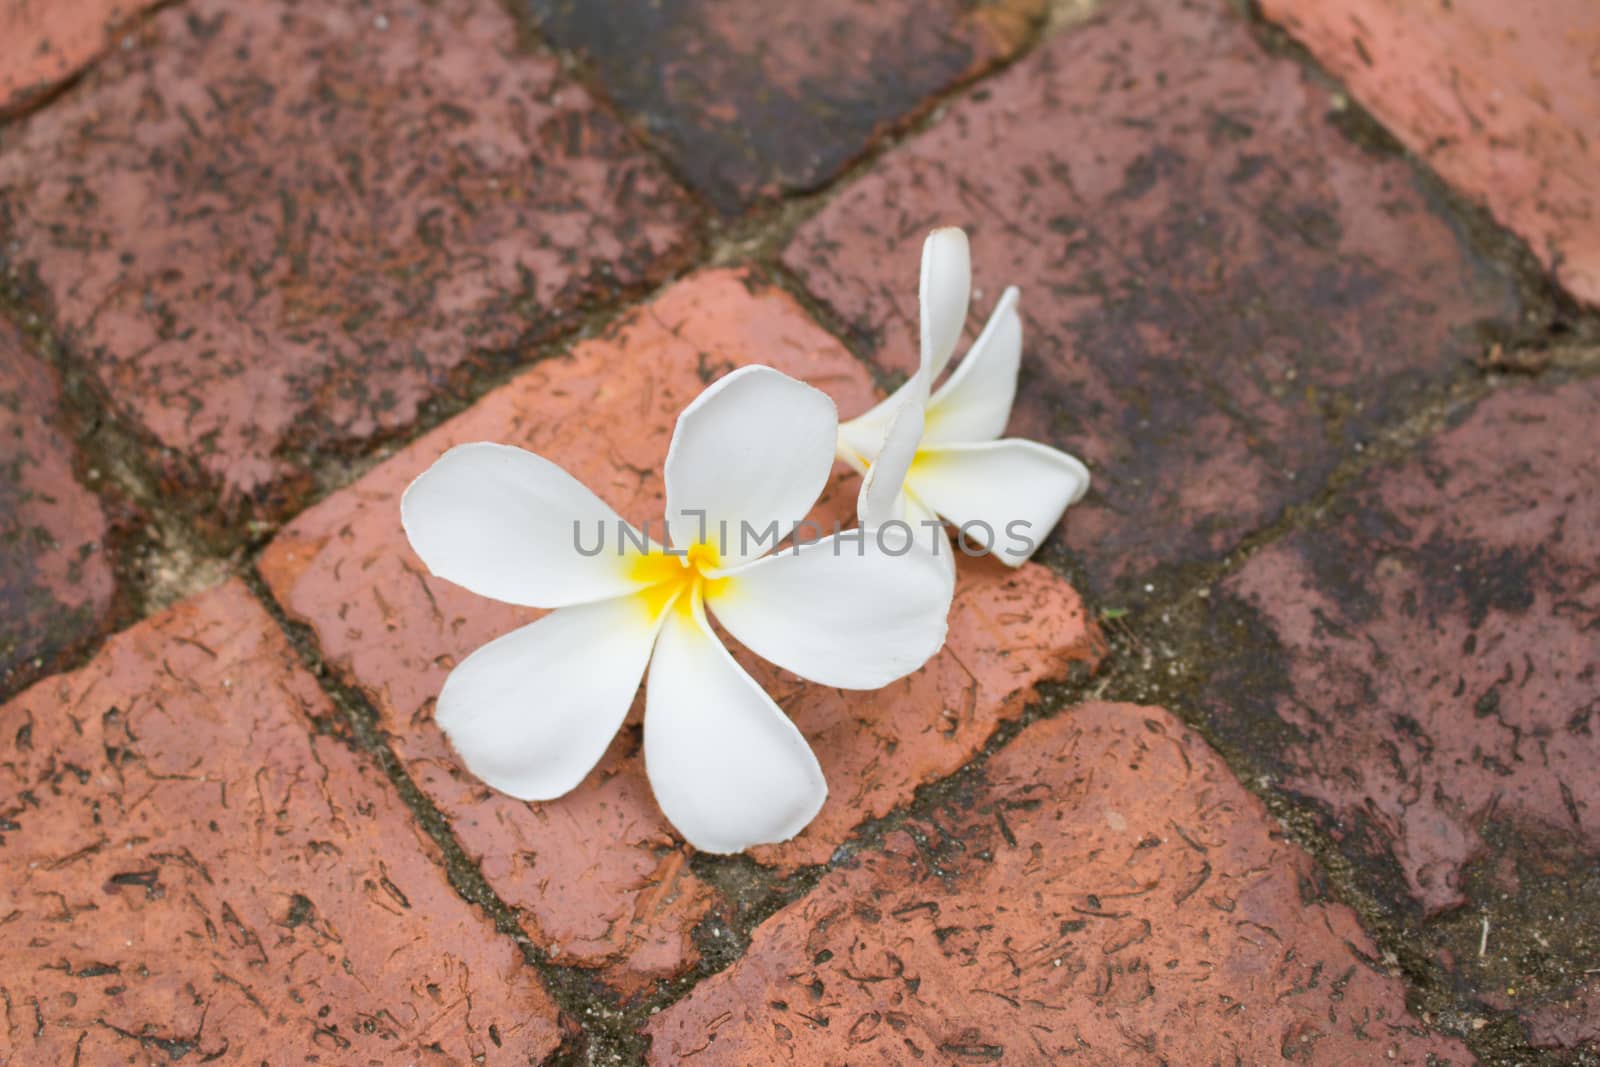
[0,0,700,537]
[784,0,1522,601]
[522,0,1048,213]
[0,315,120,695]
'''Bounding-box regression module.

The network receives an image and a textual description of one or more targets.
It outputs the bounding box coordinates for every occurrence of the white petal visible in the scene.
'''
[645,600,826,853]
[437,593,667,801]
[856,393,926,529]
[836,377,912,472]
[708,530,951,690]
[906,440,1091,567]
[925,286,1021,445]
[402,442,644,608]
[904,491,956,584]
[836,406,889,473]
[663,365,837,564]
[921,227,972,381]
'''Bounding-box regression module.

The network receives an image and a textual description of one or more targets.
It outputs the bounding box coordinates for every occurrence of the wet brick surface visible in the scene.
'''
[524,0,1046,213]
[784,0,1520,598]
[646,702,1472,1065]
[0,315,117,695]
[1209,378,1600,1045]
[0,579,562,1063]
[259,269,1104,995]
[1260,0,1600,306]
[0,0,698,529]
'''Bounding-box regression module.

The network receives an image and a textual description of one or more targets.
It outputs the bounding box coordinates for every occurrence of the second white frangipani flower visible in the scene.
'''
[839,227,1091,566]
[402,365,952,854]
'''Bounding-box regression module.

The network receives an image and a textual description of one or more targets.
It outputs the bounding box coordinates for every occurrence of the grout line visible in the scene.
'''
[616,652,1113,1030]
[1237,0,1600,344]
[758,260,905,395]
[0,0,190,125]
[242,566,658,1066]
[487,0,1063,227]
[0,293,230,701]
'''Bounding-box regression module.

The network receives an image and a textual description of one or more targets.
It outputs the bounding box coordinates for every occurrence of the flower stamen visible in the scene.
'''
[630,543,730,620]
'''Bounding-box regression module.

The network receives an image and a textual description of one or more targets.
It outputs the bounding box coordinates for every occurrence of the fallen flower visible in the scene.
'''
[401,365,952,853]
[839,227,1092,566]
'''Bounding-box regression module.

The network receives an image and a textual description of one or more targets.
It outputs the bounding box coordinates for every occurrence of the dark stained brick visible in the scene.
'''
[1260,0,1600,306]
[0,579,562,1062]
[1527,978,1600,1050]
[783,0,1520,598]
[524,0,1046,213]
[1208,378,1600,1044]
[0,0,698,530]
[259,270,1103,995]
[0,315,116,694]
[646,702,1471,1064]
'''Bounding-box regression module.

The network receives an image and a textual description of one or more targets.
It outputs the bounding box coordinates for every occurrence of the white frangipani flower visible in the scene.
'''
[401,365,952,854]
[839,227,1091,567]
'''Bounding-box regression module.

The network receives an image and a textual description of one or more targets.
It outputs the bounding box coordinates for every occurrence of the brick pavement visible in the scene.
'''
[2,0,1596,1062]
[0,0,698,531]
[1260,0,1600,307]
[1206,377,1600,1047]
[784,0,1521,599]
[522,0,1046,213]
[0,580,562,1062]
[648,704,1472,1065]
[258,270,1105,994]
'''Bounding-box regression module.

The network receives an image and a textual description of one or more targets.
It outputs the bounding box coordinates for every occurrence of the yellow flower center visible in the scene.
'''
[907,449,938,479]
[629,542,730,620]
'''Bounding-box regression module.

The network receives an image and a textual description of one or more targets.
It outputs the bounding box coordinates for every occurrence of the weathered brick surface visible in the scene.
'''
[260,270,1103,995]
[784,0,1519,597]
[523,0,1045,213]
[0,316,116,694]
[0,0,161,114]
[1260,0,1600,306]
[1210,378,1600,1043]
[0,579,562,1063]
[646,702,1470,1064]
[0,0,697,526]
[1527,979,1600,1050]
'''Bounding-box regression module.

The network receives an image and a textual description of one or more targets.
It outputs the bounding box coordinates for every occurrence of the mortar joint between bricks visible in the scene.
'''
[1046,446,1589,1065]
[1081,615,1570,1066]
[0,278,246,703]
[0,0,189,126]
[1238,0,1600,342]
[615,656,1109,1034]
[240,567,667,1065]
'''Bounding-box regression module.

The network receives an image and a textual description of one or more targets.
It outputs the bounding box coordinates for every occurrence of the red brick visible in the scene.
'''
[1527,979,1600,1050]
[1211,378,1600,1039]
[783,0,1519,597]
[646,702,1469,1064]
[0,0,697,528]
[0,0,161,114]
[0,316,116,693]
[524,0,1045,213]
[259,269,1104,995]
[745,552,1103,872]
[0,579,561,1063]
[1260,0,1600,306]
